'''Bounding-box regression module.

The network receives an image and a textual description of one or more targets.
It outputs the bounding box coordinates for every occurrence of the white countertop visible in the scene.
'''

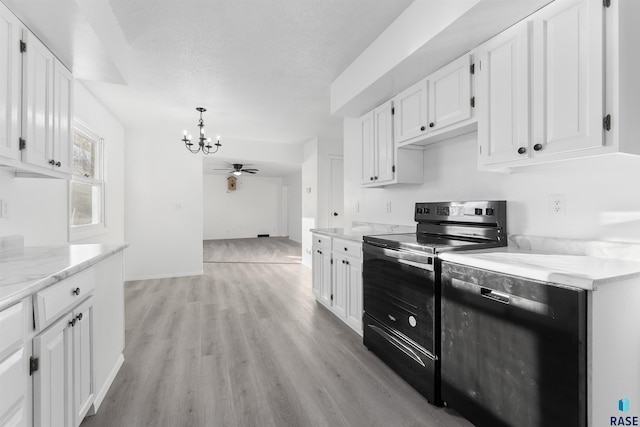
[0,243,128,311]
[439,247,640,291]
[311,223,415,243]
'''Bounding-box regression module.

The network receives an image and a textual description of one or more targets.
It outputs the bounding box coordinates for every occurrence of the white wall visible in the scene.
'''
[344,119,640,243]
[301,138,318,267]
[0,81,125,245]
[283,170,302,243]
[203,174,283,239]
[124,129,203,280]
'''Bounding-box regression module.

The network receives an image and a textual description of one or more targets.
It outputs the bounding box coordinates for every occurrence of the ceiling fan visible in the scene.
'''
[213,163,259,176]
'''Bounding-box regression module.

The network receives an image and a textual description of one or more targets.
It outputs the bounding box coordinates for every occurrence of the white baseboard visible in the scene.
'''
[90,353,125,414]
[124,269,203,281]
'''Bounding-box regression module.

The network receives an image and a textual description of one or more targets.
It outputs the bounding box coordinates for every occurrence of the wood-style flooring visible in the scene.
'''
[81,237,472,427]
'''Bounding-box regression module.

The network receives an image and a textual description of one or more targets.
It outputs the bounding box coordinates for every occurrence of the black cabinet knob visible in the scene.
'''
[429,122,435,128]
[55,161,61,167]
[76,313,83,322]
[420,126,425,131]
[342,260,345,264]
[72,287,80,296]
[374,176,378,180]
[517,147,526,154]
[370,177,373,181]
[49,159,55,165]
[69,318,76,327]
[333,212,338,216]
[345,260,350,265]
[533,143,543,151]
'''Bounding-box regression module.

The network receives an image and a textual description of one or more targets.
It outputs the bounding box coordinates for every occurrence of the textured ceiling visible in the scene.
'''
[81,0,413,145]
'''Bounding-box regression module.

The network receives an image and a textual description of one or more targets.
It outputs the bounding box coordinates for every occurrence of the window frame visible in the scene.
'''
[68,120,106,241]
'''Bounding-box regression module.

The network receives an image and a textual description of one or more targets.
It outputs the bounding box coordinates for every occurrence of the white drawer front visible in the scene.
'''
[312,234,332,250]
[333,238,362,260]
[35,268,95,330]
[0,301,25,356]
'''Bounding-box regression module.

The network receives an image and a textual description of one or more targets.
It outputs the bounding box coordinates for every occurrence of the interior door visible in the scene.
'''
[329,156,343,228]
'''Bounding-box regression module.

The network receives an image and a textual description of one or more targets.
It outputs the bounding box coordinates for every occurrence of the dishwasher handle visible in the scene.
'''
[480,287,510,304]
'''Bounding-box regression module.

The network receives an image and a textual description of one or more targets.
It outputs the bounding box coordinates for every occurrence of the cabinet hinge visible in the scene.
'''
[19,138,25,150]
[19,40,26,53]
[330,258,333,265]
[330,294,333,301]
[30,357,39,375]
[470,63,475,75]
[392,165,395,173]
[391,107,395,115]
[470,97,475,108]
[603,114,611,131]
[603,0,611,7]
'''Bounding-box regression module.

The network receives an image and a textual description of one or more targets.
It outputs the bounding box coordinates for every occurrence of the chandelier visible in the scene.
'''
[181,107,222,154]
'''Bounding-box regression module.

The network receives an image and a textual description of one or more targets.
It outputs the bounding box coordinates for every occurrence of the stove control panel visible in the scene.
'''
[414,201,506,225]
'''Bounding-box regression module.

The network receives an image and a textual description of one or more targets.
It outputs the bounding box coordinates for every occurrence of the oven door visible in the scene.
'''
[362,242,436,355]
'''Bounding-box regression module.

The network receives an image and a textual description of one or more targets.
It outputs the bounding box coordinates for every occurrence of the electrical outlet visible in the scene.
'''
[386,202,392,213]
[549,194,566,215]
[0,199,8,219]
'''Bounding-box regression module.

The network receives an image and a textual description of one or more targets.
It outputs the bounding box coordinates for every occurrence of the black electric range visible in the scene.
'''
[362,200,507,405]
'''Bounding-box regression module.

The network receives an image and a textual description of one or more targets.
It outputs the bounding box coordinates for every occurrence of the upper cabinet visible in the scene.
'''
[0,4,74,179]
[0,3,21,161]
[21,30,73,176]
[478,0,606,169]
[360,100,423,187]
[394,53,476,147]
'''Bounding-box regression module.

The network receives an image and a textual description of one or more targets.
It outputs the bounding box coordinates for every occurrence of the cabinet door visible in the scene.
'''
[311,246,322,299]
[359,112,374,184]
[22,30,54,169]
[345,260,362,334]
[0,3,21,161]
[52,61,73,175]
[373,100,394,183]
[0,301,29,427]
[72,297,94,427]
[477,20,530,166]
[332,254,347,320]
[428,54,472,131]
[33,313,73,427]
[530,0,603,157]
[313,247,332,308]
[393,79,428,144]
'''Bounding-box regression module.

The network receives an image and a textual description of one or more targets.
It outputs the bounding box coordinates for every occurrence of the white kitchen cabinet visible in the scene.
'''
[360,100,423,188]
[393,79,428,144]
[478,0,604,169]
[312,233,363,335]
[34,287,95,427]
[20,29,73,176]
[477,20,531,166]
[0,299,31,427]
[312,234,332,309]
[428,53,473,133]
[0,2,21,162]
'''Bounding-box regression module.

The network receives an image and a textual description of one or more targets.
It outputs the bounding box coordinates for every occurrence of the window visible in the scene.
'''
[69,121,104,240]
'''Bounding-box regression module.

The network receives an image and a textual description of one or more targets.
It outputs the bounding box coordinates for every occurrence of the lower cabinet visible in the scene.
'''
[311,233,363,335]
[0,299,31,427]
[33,296,94,427]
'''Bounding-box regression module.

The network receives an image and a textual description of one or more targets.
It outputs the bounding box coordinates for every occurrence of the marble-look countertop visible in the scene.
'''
[0,243,128,311]
[439,247,640,291]
[311,222,415,243]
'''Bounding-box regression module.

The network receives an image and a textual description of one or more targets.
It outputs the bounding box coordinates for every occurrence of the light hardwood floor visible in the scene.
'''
[82,238,472,427]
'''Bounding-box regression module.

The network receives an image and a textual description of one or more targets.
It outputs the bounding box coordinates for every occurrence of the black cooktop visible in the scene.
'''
[363,233,488,254]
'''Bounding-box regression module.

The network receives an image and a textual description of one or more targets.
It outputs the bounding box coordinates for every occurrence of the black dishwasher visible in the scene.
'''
[441,262,587,427]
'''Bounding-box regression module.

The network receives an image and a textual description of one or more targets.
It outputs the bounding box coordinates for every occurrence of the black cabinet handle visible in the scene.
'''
[533,143,543,151]
[69,318,76,327]
[370,177,373,181]
[49,159,55,165]
[342,260,345,264]
[420,126,425,131]
[429,122,435,128]
[55,161,61,167]
[345,260,350,265]
[72,287,81,296]
[344,247,348,251]
[374,176,378,180]
[333,212,338,216]
[517,147,526,154]
[317,250,322,254]
[76,313,83,322]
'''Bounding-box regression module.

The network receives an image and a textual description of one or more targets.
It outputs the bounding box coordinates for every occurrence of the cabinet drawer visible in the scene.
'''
[312,234,331,250]
[35,268,95,330]
[332,238,362,260]
[0,300,25,356]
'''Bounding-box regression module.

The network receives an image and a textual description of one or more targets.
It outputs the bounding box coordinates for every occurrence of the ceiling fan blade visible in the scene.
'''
[242,170,257,174]
[243,168,259,172]
[213,168,233,171]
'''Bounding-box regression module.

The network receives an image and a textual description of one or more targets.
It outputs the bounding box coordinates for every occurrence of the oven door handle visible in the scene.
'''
[364,243,434,270]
